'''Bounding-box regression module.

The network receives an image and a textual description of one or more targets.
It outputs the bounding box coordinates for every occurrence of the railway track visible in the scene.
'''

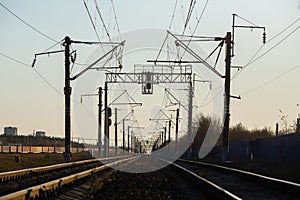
[60,155,300,199]
[86,155,246,199]
[0,155,135,200]
[170,158,300,199]
[3,155,299,199]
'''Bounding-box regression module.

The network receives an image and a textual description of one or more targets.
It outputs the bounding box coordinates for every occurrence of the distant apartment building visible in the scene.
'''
[4,126,18,136]
[35,131,46,137]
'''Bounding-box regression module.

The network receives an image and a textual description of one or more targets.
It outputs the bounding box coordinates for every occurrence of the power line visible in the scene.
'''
[267,17,300,43]
[180,0,209,60]
[0,51,63,95]
[0,2,58,43]
[110,0,123,67]
[33,69,63,95]
[42,39,64,53]
[0,51,31,67]
[183,0,196,34]
[244,24,300,70]
[82,0,101,41]
[168,0,178,30]
[93,0,112,42]
[240,63,300,96]
[231,44,264,80]
[200,88,222,108]
[110,0,122,41]
[232,17,300,80]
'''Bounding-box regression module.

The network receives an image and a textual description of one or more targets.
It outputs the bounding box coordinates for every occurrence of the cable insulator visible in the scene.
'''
[263,32,266,44]
[119,63,123,69]
[31,58,36,68]
[71,52,76,63]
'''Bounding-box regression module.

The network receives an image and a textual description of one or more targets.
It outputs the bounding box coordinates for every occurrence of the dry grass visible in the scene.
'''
[0,152,90,173]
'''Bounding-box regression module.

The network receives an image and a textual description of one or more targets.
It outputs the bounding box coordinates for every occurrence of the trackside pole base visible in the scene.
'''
[221,146,229,162]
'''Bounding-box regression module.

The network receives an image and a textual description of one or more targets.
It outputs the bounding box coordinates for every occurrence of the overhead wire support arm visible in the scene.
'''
[34,50,65,57]
[70,40,125,80]
[147,60,203,64]
[173,34,223,41]
[232,13,266,57]
[230,95,241,99]
[167,31,224,78]
[70,40,122,45]
[165,88,188,112]
[159,109,177,125]
[149,118,176,125]
[193,74,212,90]
[112,103,142,106]
[117,110,134,125]
[233,25,266,30]
[179,39,223,42]
[32,50,65,67]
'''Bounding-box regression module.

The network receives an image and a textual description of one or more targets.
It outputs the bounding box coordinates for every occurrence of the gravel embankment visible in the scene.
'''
[93,170,173,200]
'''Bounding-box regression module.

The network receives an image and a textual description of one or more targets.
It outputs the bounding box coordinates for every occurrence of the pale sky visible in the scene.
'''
[0,0,299,141]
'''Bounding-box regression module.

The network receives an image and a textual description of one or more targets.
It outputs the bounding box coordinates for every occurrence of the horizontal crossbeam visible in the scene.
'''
[106,64,192,84]
[105,72,192,83]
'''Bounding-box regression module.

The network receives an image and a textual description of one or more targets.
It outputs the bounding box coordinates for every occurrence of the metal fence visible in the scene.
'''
[0,145,89,153]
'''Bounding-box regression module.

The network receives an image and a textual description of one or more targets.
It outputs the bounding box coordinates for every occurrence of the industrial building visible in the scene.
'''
[4,126,18,136]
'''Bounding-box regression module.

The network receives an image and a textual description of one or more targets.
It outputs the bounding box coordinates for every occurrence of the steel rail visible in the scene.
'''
[0,156,136,200]
[159,158,242,200]
[0,155,130,183]
[177,158,300,197]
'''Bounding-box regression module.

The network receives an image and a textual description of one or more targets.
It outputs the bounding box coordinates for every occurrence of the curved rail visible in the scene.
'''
[159,157,242,199]
[177,158,300,195]
[175,158,300,198]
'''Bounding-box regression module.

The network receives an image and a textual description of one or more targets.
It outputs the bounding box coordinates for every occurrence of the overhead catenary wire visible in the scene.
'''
[182,0,196,35]
[82,0,102,42]
[0,2,58,43]
[89,0,123,70]
[245,25,300,67]
[168,0,178,30]
[266,17,300,43]
[110,0,122,41]
[180,0,209,60]
[93,0,112,42]
[240,63,300,96]
[200,88,223,108]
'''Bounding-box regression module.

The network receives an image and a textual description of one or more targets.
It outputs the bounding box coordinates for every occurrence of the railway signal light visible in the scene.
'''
[107,107,112,126]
